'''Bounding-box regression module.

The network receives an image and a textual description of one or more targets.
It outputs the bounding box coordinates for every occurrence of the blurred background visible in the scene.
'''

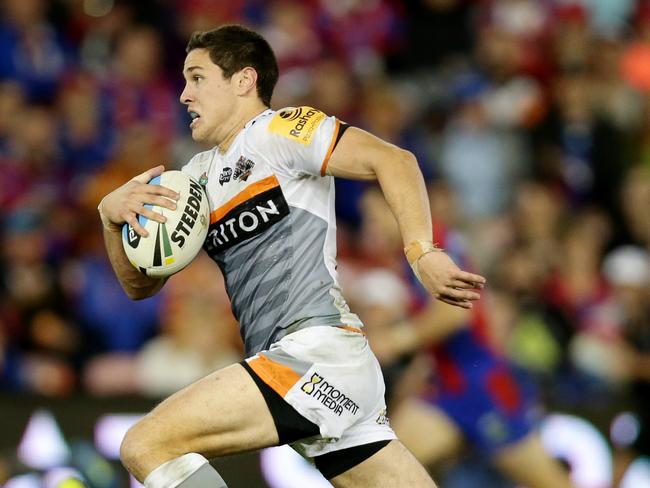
[1,0,650,486]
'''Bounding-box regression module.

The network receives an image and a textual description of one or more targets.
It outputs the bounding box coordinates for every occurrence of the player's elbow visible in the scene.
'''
[122,279,164,301]
[125,288,152,301]
[390,148,419,173]
[400,149,419,171]
[371,148,421,184]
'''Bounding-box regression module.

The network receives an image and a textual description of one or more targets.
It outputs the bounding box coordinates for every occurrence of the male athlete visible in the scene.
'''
[356,189,574,488]
[98,25,486,488]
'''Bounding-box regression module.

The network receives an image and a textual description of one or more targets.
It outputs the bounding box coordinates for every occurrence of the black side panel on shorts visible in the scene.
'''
[240,360,320,444]
[314,439,391,479]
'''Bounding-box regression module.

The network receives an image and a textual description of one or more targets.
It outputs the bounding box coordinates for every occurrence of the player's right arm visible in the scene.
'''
[327,127,486,308]
[97,165,179,300]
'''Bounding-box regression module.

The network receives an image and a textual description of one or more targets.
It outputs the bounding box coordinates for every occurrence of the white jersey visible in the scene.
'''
[182,107,363,355]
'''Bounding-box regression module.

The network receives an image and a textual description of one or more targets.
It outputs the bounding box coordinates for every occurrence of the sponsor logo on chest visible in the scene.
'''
[219,156,256,186]
[204,177,289,254]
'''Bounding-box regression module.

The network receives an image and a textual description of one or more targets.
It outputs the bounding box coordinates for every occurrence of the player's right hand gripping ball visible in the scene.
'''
[122,170,210,277]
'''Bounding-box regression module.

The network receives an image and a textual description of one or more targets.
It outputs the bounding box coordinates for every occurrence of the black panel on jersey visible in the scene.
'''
[204,185,290,255]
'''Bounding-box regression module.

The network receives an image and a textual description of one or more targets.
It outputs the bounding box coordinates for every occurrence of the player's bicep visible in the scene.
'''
[326,126,401,181]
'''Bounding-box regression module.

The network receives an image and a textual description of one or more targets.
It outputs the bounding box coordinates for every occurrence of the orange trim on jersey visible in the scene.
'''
[336,325,366,336]
[247,354,301,398]
[210,175,280,224]
[320,119,341,177]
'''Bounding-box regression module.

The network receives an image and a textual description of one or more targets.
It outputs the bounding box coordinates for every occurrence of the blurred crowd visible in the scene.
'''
[2,0,650,485]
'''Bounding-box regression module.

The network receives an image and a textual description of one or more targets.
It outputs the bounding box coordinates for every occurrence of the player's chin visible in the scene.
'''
[189,127,207,143]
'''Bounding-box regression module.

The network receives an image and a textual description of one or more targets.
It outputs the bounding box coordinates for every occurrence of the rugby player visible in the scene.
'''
[355,189,574,488]
[97,24,485,488]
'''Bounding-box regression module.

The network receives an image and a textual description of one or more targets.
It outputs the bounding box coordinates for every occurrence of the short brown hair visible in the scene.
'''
[186,25,279,107]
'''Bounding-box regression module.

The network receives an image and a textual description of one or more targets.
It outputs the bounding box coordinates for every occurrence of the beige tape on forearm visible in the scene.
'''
[404,240,443,281]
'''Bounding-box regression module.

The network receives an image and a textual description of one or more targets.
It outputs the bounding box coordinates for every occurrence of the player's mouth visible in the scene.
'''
[189,111,200,128]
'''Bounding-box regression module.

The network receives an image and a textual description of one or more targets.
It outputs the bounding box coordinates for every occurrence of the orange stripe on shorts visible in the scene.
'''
[247,354,301,398]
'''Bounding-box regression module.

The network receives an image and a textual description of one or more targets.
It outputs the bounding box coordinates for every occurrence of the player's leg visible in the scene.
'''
[390,397,464,465]
[492,432,575,488]
[328,440,437,487]
[120,363,279,485]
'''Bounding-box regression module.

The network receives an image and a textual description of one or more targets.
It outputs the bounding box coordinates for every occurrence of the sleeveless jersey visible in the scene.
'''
[182,107,363,355]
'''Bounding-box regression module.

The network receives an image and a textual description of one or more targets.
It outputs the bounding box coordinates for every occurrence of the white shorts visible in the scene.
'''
[245,325,396,458]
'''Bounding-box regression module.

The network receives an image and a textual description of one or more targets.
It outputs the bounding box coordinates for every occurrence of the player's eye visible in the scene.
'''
[193,75,202,83]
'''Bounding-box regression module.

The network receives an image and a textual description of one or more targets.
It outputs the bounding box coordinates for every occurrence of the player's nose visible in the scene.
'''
[179,85,192,104]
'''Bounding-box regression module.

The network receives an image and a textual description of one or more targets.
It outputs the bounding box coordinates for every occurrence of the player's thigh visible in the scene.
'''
[493,432,575,488]
[390,397,463,465]
[127,363,278,459]
[330,440,438,488]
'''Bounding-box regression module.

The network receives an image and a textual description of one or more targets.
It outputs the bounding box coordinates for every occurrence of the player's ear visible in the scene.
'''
[234,67,258,96]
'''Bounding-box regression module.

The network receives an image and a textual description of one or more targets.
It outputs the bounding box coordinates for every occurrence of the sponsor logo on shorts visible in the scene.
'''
[300,372,359,417]
[376,409,390,426]
[301,373,323,394]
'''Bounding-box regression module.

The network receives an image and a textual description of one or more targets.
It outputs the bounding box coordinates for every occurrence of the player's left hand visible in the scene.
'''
[415,251,486,309]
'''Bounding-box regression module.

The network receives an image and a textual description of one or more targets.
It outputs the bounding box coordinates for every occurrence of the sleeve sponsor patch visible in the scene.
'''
[269,107,327,145]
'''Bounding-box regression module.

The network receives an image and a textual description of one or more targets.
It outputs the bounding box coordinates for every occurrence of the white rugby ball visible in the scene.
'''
[122,170,210,277]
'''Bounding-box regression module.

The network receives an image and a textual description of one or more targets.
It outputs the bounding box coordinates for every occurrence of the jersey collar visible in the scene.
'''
[245,109,273,129]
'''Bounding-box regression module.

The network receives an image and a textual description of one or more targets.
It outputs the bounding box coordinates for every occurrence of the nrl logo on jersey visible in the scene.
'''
[219,167,232,186]
[234,156,255,182]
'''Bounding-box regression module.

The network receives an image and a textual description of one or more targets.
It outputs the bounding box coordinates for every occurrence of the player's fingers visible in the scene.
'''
[438,296,473,309]
[139,205,167,224]
[131,165,166,184]
[455,271,486,288]
[125,213,149,237]
[449,279,482,290]
[440,287,481,302]
[145,184,180,201]
[142,194,178,211]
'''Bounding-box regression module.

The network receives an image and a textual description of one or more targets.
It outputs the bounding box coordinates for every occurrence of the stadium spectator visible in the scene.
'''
[0,0,72,103]
[345,187,574,488]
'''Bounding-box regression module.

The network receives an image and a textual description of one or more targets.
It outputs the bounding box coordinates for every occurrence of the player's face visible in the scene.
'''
[180,48,236,145]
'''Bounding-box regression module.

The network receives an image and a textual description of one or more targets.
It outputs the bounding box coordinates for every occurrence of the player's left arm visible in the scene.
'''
[327,127,486,309]
[372,303,470,364]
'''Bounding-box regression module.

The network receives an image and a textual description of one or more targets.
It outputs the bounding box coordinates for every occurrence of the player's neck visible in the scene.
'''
[216,101,267,154]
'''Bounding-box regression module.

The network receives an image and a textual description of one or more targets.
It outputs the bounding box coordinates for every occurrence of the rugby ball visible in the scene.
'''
[122,170,210,277]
